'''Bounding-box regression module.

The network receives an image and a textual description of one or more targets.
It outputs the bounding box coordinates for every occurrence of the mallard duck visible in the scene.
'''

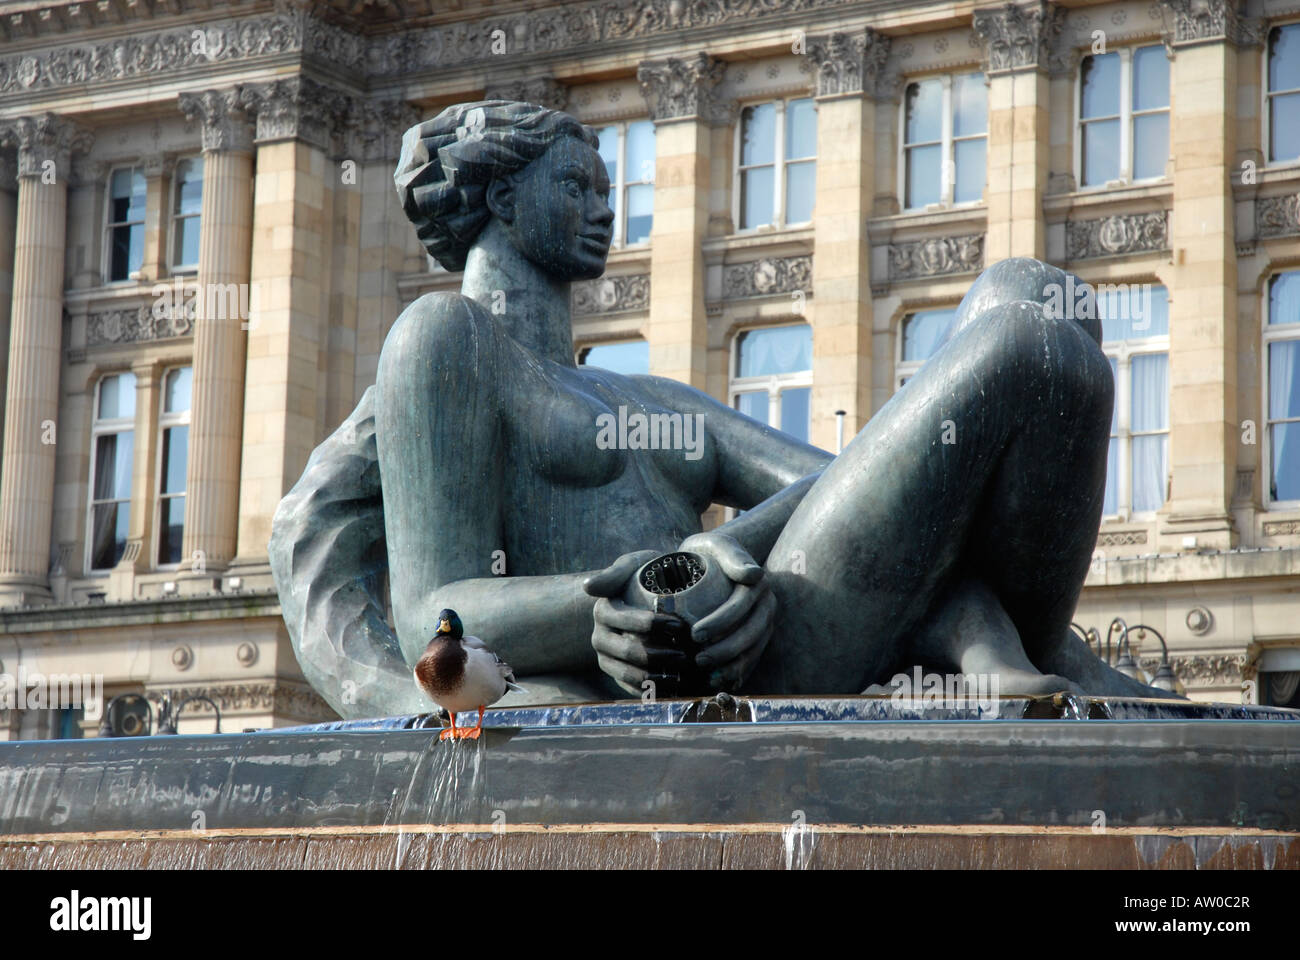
[413,609,525,740]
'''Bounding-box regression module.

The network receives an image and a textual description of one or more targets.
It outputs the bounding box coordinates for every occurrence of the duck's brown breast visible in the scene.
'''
[414,639,467,697]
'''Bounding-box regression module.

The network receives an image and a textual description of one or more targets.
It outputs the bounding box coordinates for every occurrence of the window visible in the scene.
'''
[895,308,959,389]
[87,372,136,571]
[578,340,650,376]
[595,121,655,246]
[171,156,203,271]
[106,166,146,283]
[1078,45,1169,188]
[1100,285,1169,517]
[902,74,986,209]
[157,366,192,566]
[1268,24,1300,164]
[729,325,813,443]
[1265,271,1300,503]
[737,98,816,230]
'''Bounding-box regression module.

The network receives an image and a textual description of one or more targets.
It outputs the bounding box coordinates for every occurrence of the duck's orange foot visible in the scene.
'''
[458,726,481,740]
[438,727,456,741]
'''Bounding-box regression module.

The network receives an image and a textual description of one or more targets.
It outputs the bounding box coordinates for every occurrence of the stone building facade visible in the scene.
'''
[0,0,1297,736]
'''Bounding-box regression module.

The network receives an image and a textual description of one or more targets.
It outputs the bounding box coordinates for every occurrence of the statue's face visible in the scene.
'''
[504,136,614,281]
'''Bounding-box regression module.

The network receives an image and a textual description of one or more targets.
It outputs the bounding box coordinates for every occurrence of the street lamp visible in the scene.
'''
[155,695,222,735]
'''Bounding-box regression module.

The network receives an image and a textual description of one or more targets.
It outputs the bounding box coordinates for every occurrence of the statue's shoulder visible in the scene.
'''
[388,290,500,353]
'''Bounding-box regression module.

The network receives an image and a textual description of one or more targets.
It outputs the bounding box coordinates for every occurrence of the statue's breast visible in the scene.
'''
[507,369,628,488]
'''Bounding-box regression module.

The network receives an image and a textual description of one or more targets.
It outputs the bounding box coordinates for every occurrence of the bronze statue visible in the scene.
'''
[270,100,1165,719]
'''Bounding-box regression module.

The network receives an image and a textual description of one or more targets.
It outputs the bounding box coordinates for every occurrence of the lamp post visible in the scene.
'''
[97,693,154,738]
[155,694,222,735]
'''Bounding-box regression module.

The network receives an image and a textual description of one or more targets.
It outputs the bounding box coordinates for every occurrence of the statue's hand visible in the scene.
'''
[585,550,687,696]
[677,532,776,692]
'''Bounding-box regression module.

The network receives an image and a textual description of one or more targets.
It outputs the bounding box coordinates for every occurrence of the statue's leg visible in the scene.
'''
[751,300,1112,694]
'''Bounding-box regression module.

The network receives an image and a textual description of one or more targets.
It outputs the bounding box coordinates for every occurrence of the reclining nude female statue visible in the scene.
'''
[269,100,1166,719]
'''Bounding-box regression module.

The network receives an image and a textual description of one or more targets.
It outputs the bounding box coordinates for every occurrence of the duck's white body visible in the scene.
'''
[414,634,521,715]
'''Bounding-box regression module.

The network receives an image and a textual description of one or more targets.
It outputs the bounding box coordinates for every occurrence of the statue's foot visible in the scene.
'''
[991,669,1082,698]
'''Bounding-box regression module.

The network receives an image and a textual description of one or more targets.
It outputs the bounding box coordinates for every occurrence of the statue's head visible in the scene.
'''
[395,100,613,281]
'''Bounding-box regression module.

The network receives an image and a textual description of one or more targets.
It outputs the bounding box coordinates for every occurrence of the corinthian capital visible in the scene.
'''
[806,28,892,98]
[178,87,254,153]
[637,52,731,123]
[0,113,94,179]
[973,1,1066,74]
[1159,0,1261,48]
[240,76,352,151]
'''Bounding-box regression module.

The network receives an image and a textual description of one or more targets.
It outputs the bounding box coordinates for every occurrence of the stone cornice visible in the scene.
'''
[973,1,1066,74]
[806,28,892,99]
[637,52,731,124]
[0,112,93,178]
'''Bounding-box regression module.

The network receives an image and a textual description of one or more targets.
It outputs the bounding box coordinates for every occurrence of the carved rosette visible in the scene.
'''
[572,274,650,316]
[86,302,195,347]
[178,87,254,153]
[806,29,892,98]
[637,53,731,123]
[484,77,570,111]
[723,256,812,299]
[1257,194,1300,239]
[889,235,984,281]
[0,113,94,179]
[1066,211,1169,260]
[1158,0,1261,47]
[973,1,1066,74]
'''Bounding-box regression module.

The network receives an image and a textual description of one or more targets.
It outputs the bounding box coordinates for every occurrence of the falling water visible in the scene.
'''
[384,729,486,869]
[782,823,816,870]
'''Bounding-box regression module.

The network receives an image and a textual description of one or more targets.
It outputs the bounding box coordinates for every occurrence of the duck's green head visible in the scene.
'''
[435,609,464,640]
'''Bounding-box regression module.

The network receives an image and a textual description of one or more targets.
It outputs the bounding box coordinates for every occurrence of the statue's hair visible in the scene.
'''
[394,100,600,272]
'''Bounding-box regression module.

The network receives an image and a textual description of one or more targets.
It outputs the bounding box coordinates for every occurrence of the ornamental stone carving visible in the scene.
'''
[0,113,94,178]
[973,1,1066,73]
[148,682,337,723]
[1257,194,1300,239]
[572,274,650,316]
[1137,653,1247,687]
[1263,519,1300,536]
[637,53,731,124]
[1066,211,1169,260]
[86,302,194,347]
[806,29,892,98]
[1097,529,1148,546]
[1158,0,1261,47]
[178,87,254,153]
[723,255,813,299]
[889,235,984,281]
[242,76,350,150]
[484,77,569,111]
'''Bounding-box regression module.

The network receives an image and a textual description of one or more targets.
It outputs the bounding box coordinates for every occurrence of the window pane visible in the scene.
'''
[175,157,204,215]
[1099,285,1168,341]
[1132,113,1168,180]
[1270,92,1300,162]
[164,367,192,413]
[952,74,987,137]
[904,80,942,144]
[1269,271,1300,324]
[1109,356,1119,433]
[1270,340,1300,420]
[1132,47,1170,111]
[1269,24,1300,93]
[1131,434,1167,512]
[173,216,200,267]
[97,372,137,420]
[91,502,129,570]
[1131,354,1169,432]
[1081,53,1120,118]
[905,144,942,208]
[740,103,775,166]
[779,386,810,442]
[784,160,815,224]
[735,390,769,426]
[1082,118,1120,186]
[902,309,956,362]
[625,183,653,243]
[737,325,812,377]
[596,125,620,223]
[953,137,986,204]
[1272,422,1300,500]
[785,98,816,160]
[580,341,649,376]
[109,168,145,221]
[158,496,185,565]
[740,166,774,228]
[1104,435,1119,516]
[110,224,144,281]
[161,425,189,495]
[626,121,655,183]
[94,431,134,501]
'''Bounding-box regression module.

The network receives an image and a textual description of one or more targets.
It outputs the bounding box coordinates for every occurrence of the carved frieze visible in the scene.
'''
[85,302,194,347]
[973,1,1066,73]
[723,255,812,299]
[149,682,337,723]
[484,77,569,111]
[1158,0,1261,47]
[889,235,984,281]
[1257,194,1300,239]
[1097,530,1148,547]
[572,274,650,316]
[1137,653,1247,687]
[0,113,94,177]
[637,53,731,123]
[806,29,892,98]
[1065,211,1169,260]
[1263,520,1300,536]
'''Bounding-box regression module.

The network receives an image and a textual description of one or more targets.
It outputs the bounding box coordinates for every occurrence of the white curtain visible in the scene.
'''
[1130,353,1168,512]
[1268,670,1300,706]
[1270,340,1299,500]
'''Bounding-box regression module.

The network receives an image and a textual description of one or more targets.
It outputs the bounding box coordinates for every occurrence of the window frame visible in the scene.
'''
[594,119,656,248]
[169,155,203,274]
[898,72,988,211]
[895,307,960,391]
[727,323,814,439]
[732,97,817,233]
[1264,22,1300,168]
[103,164,146,284]
[154,365,192,570]
[85,372,136,574]
[1074,44,1170,191]
[1263,271,1300,509]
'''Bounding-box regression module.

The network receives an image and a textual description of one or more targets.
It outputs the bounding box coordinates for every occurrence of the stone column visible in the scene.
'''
[1157,0,1252,551]
[807,30,889,447]
[0,154,17,463]
[974,1,1064,261]
[0,115,91,606]
[637,54,727,390]
[176,89,255,582]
